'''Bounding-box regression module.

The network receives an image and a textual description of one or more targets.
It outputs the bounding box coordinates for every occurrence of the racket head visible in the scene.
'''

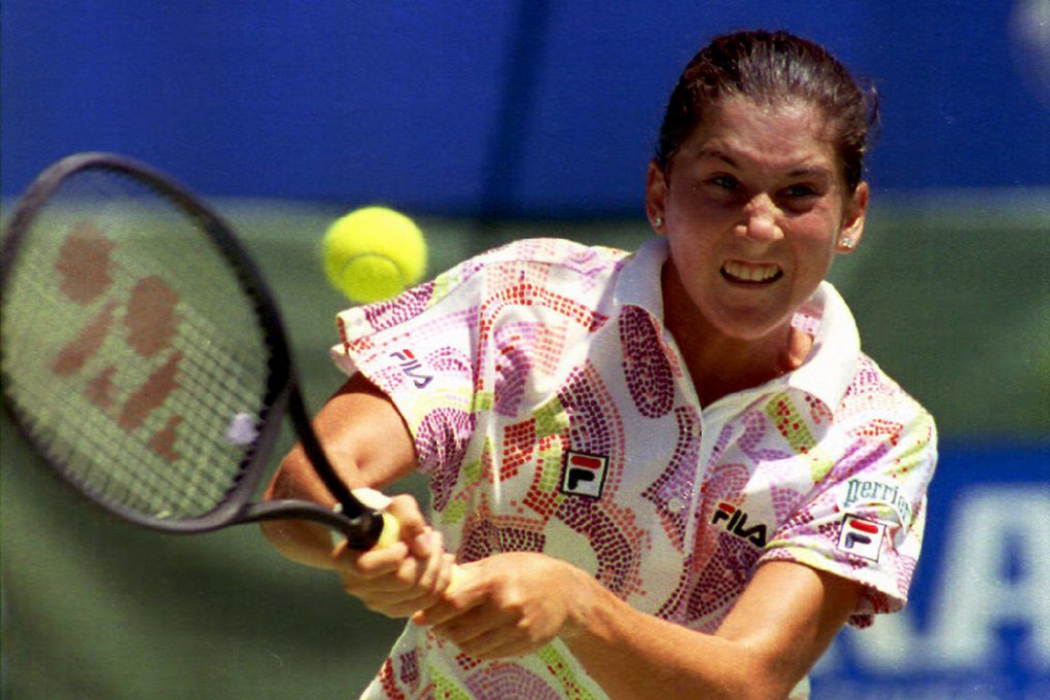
[1,152,294,533]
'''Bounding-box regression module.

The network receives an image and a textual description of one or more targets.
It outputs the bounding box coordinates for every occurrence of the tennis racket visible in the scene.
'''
[0,152,399,550]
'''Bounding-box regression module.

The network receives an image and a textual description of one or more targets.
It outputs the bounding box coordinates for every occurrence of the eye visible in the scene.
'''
[783,183,818,198]
[710,175,740,191]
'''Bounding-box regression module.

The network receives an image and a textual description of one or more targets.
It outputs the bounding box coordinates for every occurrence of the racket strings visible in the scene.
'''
[6,245,250,519]
[2,169,277,521]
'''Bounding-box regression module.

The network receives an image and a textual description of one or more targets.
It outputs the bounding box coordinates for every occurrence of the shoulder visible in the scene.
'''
[840,355,934,428]
[426,237,631,320]
[832,354,938,478]
[337,238,630,343]
[441,238,631,288]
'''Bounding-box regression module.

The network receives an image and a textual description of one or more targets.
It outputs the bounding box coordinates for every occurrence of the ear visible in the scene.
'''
[646,160,669,233]
[837,181,869,254]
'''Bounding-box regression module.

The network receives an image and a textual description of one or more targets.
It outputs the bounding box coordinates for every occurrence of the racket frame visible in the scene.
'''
[1,152,385,548]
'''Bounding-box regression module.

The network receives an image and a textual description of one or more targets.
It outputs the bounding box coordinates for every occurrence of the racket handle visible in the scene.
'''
[374,510,402,549]
[348,487,412,551]
[351,488,463,591]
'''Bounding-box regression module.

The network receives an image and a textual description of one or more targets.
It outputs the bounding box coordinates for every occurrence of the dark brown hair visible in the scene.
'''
[656,30,879,192]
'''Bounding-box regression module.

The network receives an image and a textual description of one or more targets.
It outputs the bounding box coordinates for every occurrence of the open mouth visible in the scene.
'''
[721,260,783,284]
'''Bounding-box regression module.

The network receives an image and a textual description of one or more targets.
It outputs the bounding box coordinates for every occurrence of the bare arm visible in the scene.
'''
[260,373,454,617]
[259,372,418,568]
[418,556,859,700]
[563,560,859,700]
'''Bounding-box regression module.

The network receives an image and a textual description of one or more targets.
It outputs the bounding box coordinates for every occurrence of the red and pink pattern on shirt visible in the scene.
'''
[333,237,937,700]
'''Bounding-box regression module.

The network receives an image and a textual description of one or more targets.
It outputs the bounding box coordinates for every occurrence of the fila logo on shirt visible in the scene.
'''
[560,451,609,499]
[711,502,769,547]
[837,514,886,562]
[390,349,434,389]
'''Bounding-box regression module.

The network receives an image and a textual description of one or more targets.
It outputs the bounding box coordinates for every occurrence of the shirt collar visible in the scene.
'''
[614,237,667,317]
[614,237,860,410]
[786,281,861,409]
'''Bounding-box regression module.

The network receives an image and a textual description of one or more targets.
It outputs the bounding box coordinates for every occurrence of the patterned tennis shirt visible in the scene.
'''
[332,237,937,700]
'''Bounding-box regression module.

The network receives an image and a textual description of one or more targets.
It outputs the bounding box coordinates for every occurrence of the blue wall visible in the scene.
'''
[3,1,1048,215]
[812,442,1050,699]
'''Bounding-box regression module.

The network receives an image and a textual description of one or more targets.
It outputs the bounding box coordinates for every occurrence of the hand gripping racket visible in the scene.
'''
[1,152,399,550]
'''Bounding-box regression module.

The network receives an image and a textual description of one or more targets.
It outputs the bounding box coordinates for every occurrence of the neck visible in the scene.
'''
[661,267,812,407]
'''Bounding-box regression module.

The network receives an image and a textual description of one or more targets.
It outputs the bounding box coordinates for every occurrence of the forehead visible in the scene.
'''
[676,97,838,173]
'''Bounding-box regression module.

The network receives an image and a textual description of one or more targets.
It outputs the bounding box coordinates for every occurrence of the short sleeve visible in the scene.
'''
[761,385,938,628]
[329,238,627,483]
[330,262,484,478]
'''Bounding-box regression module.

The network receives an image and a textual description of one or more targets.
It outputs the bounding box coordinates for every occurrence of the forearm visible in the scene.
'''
[259,445,345,569]
[561,572,790,700]
[259,374,419,569]
[259,517,341,570]
[419,555,851,697]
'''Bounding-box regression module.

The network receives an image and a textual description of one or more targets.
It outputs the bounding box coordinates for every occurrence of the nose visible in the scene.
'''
[735,195,782,242]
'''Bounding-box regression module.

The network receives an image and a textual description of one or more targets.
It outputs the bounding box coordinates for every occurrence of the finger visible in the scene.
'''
[385,494,431,544]
[340,541,411,579]
[347,537,447,597]
[366,589,459,618]
[363,534,451,614]
[428,600,509,646]
[437,553,460,593]
[414,588,476,627]
[332,535,409,569]
[339,551,424,602]
[408,554,460,624]
[407,525,439,558]
[413,530,450,593]
[350,564,444,612]
[359,590,437,618]
[353,563,457,617]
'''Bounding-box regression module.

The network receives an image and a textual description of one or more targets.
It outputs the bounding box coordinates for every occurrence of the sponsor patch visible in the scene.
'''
[841,477,912,526]
[837,514,886,562]
[560,451,608,499]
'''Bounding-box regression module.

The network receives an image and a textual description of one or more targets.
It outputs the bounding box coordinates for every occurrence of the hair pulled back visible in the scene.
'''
[656,30,879,192]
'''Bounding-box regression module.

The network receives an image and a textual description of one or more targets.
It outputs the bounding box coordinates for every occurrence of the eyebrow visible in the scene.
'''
[695,147,834,179]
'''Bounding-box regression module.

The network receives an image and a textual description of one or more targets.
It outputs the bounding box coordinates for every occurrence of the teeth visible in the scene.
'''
[722,260,781,283]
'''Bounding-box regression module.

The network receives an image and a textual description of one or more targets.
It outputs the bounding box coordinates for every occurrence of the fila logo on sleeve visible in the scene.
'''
[837,515,887,562]
[560,451,608,499]
[390,349,434,389]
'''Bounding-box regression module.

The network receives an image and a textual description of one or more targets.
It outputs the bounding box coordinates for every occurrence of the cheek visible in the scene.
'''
[665,227,716,278]
[796,226,838,257]
[790,228,840,285]
[792,208,843,251]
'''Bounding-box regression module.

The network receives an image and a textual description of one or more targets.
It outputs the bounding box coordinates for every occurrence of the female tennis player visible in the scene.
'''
[261,29,937,700]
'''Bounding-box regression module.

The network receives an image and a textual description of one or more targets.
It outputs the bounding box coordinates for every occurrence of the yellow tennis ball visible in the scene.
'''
[322,206,427,303]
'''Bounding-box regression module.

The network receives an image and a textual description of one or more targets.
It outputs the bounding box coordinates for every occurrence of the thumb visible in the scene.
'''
[383,493,432,546]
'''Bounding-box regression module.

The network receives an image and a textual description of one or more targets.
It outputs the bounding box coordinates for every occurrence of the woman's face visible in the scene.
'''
[647,96,868,345]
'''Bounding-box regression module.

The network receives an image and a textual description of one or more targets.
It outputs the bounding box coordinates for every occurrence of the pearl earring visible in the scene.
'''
[654,216,664,228]
[840,237,854,249]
